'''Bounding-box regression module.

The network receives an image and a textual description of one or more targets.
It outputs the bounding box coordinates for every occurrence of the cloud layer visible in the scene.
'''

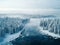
[0,0,60,9]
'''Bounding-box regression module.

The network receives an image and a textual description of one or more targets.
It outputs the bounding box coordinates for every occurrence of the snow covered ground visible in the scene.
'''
[0,18,60,45]
[39,27,60,39]
[0,30,21,45]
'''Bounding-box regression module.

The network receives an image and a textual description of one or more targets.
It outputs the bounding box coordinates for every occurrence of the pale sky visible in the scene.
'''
[0,0,60,9]
[0,0,60,15]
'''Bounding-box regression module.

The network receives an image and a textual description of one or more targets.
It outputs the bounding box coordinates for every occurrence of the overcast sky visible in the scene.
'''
[0,0,60,9]
[0,0,60,15]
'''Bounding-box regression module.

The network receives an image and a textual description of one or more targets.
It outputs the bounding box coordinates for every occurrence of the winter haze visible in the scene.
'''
[0,0,60,16]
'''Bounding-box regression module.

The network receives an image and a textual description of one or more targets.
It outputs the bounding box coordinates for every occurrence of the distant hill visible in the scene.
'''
[0,13,58,19]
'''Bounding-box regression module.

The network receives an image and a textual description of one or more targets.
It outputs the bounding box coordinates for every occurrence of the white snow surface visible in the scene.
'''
[0,18,60,45]
[38,27,60,39]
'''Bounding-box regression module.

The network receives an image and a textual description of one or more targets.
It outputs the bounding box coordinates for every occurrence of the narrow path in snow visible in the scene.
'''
[0,18,60,45]
[0,22,29,45]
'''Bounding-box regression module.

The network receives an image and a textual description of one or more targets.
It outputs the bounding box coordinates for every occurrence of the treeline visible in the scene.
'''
[40,18,60,35]
[0,17,30,37]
